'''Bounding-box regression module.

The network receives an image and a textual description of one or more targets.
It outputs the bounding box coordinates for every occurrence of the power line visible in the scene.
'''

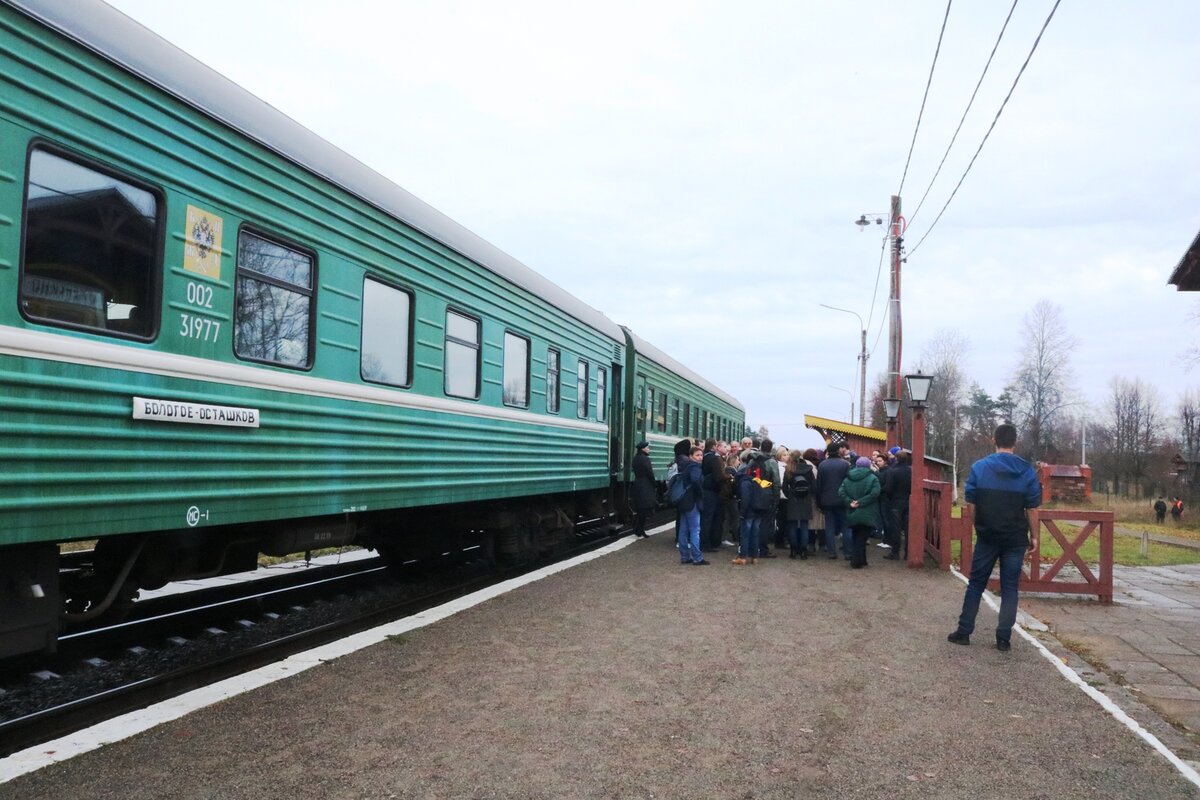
[908,0,1063,258]
[897,0,954,197]
[863,226,890,338]
[907,0,1020,228]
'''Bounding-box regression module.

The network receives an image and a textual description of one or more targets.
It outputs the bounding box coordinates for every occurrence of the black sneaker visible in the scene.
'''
[995,640,1011,652]
[947,631,970,646]
[693,559,711,565]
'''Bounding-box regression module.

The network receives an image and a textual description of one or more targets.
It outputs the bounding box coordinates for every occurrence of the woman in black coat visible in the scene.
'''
[881,450,912,559]
[631,441,656,538]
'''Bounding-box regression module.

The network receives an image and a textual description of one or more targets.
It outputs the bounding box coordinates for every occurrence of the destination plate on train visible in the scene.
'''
[133,396,260,428]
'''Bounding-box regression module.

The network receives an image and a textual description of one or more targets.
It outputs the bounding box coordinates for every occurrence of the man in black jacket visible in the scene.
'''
[700,438,724,551]
[881,450,912,560]
[815,441,851,559]
[948,423,1042,652]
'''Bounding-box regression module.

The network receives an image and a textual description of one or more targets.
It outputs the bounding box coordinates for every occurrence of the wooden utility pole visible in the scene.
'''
[888,195,904,442]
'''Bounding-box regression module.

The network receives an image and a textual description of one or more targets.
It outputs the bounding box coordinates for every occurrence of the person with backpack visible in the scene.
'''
[815,441,851,560]
[1153,496,1167,524]
[838,456,882,568]
[782,449,817,559]
[671,445,708,565]
[732,440,774,565]
[1172,497,1185,523]
[757,438,781,558]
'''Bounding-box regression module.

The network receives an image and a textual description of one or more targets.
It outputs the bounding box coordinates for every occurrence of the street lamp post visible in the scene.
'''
[819,303,867,427]
[905,371,933,568]
[828,385,853,425]
[883,396,901,451]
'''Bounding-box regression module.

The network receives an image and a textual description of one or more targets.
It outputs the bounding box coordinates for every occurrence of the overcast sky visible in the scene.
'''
[104,0,1200,450]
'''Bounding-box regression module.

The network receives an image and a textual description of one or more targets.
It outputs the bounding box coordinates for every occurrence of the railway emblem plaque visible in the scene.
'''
[183,204,223,279]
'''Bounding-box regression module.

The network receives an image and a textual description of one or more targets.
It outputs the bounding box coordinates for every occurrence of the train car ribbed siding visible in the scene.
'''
[0,2,619,547]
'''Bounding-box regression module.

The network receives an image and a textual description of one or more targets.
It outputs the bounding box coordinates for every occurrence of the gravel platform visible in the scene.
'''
[3,531,1197,799]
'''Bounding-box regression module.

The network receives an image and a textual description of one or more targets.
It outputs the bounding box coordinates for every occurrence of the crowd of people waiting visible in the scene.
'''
[630,436,914,568]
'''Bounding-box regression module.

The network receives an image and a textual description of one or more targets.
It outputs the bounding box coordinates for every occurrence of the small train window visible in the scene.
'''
[672,398,680,435]
[445,310,480,399]
[546,348,561,413]
[657,392,668,433]
[596,367,607,423]
[361,277,412,387]
[503,332,530,408]
[576,360,589,419]
[234,230,313,368]
[20,148,161,338]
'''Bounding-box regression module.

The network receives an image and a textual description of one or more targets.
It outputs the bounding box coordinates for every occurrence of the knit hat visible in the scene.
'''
[889,446,901,455]
[855,456,872,468]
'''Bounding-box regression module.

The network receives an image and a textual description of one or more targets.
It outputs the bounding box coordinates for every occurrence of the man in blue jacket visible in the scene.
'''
[948,423,1042,652]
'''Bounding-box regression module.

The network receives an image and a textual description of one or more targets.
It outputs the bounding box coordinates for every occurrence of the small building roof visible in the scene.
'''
[803,415,886,442]
[1169,226,1200,291]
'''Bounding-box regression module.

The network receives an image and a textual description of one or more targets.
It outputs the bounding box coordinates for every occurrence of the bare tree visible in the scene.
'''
[1179,390,1200,462]
[1009,301,1076,461]
[911,330,970,474]
[1100,377,1164,497]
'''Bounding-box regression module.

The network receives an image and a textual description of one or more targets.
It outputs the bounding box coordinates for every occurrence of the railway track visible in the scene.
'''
[0,524,636,758]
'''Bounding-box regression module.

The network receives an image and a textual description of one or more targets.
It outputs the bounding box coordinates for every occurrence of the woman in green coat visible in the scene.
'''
[838,456,882,568]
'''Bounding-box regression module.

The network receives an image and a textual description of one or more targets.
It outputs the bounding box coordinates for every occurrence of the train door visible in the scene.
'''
[634,374,647,444]
[607,363,622,475]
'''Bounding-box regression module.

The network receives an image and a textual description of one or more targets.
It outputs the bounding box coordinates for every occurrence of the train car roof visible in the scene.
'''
[7,0,626,342]
[622,327,743,412]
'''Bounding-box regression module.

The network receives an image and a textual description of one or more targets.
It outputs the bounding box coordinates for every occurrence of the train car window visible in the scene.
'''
[444,309,481,399]
[503,332,530,408]
[360,277,412,387]
[234,230,313,368]
[646,387,655,428]
[596,367,607,422]
[657,392,667,433]
[546,348,561,413]
[576,360,589,419]
[683,403,690,435]
[703,410,709,438]
[20,148,160,338]
[672,398,680,435]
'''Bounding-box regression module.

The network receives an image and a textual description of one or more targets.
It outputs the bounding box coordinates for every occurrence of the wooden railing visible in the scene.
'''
[997,510,1114,604]
[921,480,973,570]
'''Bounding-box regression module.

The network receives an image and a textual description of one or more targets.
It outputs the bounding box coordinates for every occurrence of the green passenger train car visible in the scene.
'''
[0,0,743,661]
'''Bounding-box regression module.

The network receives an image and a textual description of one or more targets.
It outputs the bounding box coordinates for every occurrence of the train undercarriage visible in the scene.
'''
[0,488,623,663]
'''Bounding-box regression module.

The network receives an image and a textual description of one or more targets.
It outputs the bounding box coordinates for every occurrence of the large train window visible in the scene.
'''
[596,367,607,422]
[657,392,668,433]
[576,360,589,419]
[360,277,412,387]
[20,148,160,338]
[672,398,680,435]
[683,403,690,435]
[234,230,313,368]
[503,332,529,408]
[444,309,480,399]
[546,348,561,413]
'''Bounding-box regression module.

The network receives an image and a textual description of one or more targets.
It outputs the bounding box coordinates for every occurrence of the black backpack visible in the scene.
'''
[789,469,811,499]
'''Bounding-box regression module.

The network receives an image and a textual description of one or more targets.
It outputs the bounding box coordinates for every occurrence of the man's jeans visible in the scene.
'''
[739,513,762,559]
[822,505,847,555]
[956,537,1026,644]
[678,507,703,563]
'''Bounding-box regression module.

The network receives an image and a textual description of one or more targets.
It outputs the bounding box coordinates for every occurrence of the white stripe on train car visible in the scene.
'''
[0,327,608,434]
